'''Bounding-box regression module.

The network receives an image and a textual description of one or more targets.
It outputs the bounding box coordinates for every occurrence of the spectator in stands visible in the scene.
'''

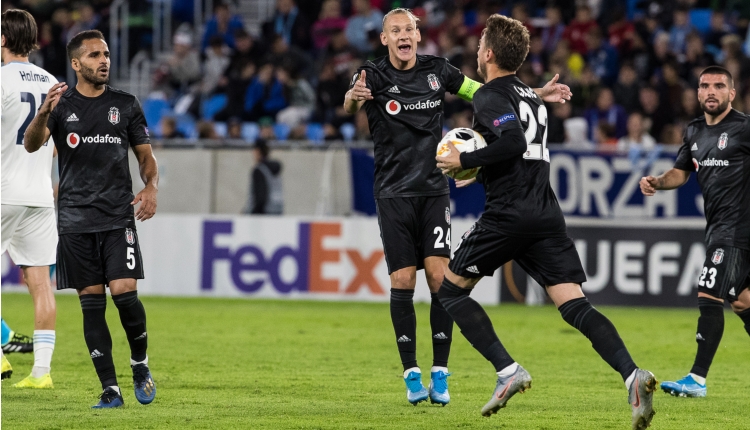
[607,8,634,55]
[265,34,311,81]
[154,32,202,97]
[66,4,100,44]
[245,140,284,215]
[679,88,701,123]
[438,32,463,68]
[312,0,347,51]
[197,121,218,139]
[216,30,262,92]
[652,32,672,69]
[720,34,750,77]
[638,85,671,143]
[510,3,534,34]
[563,5,599,55]
[38,21,68,82]
[659,123,684,146]
[541,5,565,55]
[705,11,731,53]
[594,121,618,146]
[563,117,594,148]
[668,7,693,55]
[322,29,359,79]
[682,32,715,85]
[159,117,186,139]
[547,102,572,144]
[617,112,656,151]
[345,0,383,55]
[202,2,244,52]
[262,0,312,51]
[354,110,370,140]
[244,63,287,122]
[527,34,547,78]
[586,27,619,86]
[656,61,685,117]
[612,63,640,113]
[569,66,601,112]
[585,87,627,141]
[315,61,351,127]
[201,36,231,96]
[275,66,315,129]
[227,117,243,139]
[625,32,656,80]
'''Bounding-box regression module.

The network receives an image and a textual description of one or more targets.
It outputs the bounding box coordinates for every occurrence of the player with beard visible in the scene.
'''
[24,30,158,408]
[436,15,656,429]
[343,8,572,405]
[641,66,750,398]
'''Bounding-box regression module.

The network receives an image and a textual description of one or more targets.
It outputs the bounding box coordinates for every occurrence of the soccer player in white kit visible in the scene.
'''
[1,9,63,388]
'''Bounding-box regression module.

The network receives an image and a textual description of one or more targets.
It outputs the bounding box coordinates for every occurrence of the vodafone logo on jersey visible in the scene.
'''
[693,157,729,171]
[67,132,81,148]
[385,99,442,115]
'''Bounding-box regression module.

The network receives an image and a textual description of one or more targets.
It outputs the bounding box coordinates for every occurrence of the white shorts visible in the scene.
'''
[1,205,57,266]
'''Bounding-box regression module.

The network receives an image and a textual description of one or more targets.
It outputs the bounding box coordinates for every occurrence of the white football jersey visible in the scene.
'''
[1,61,57,207]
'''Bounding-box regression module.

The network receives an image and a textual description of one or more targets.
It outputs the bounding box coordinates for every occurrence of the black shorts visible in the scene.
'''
[56,227,144,290]
[697,245,750,303]
[376,195,451,274]
[449,223,587,287]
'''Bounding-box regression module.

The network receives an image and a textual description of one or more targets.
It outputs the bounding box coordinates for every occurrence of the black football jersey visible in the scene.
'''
[674,109,750,250]
[471,75,566,237]
[352,55,465,198]
[47,86,150,234]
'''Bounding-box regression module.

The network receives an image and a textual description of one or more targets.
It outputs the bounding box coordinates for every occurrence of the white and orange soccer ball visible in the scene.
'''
[436,127,487,180]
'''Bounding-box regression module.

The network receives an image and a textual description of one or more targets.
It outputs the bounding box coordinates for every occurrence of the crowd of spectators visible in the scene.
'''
[6,0,750,148]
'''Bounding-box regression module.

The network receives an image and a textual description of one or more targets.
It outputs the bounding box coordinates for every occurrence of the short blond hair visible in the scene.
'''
[382,8,419,31]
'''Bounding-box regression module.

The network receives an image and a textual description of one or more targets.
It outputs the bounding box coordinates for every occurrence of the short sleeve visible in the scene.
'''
[349,63,381,92]
[442,59,465,95]
[473,89,522,139]
[674,126,695,171]
[128,97,150,146]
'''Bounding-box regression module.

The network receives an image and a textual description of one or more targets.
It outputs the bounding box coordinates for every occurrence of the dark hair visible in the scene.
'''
[1,9,39,57]
[66,29,105,61]
[483,14,529,73]
[254,139,269,158]
[699,66,734,88]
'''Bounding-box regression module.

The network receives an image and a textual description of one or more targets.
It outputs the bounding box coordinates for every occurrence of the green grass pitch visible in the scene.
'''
[2,293,747,429]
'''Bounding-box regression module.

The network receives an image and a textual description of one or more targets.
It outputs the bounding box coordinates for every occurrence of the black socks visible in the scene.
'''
[690,297,725,378]
[390,288,417,370]
[736,308,750,337]
[79,294,117,389]
[112,291,148,362]
[430,292,453,368]
[438,279,514,372]
[558,297,637,381]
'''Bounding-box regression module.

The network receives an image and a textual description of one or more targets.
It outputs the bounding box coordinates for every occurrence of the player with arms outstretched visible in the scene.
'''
[641,66,750,398]
[24,30,159,408]
[343,8,571,405]
[436,15,656,429]
[1,8,59,389]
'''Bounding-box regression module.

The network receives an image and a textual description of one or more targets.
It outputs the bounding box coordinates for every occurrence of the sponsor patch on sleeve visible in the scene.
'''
[492,113,517,127]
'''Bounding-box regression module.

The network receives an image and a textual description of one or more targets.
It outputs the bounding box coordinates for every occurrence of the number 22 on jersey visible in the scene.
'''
[519,100,548,162]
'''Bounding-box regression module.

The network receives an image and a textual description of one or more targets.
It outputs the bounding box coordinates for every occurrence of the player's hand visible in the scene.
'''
[455,177,476,187]
[40,82,68,115]
[351,71,372,102]
[436,141,463,174]
[539,74,572,104]
[132,186,157,221]
[639,176,659,196]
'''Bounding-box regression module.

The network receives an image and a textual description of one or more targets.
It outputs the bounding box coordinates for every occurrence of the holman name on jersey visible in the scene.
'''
[385,98,442,115]
[18,70,51,83]
[692,157,729,171]
[66,132,122,148]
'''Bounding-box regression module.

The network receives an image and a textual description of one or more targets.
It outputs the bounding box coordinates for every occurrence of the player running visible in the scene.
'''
[1,9,59,389]
[436,15,656,429]
[343,8,571,405]
[640,66,750,398]
[24,30,159,408]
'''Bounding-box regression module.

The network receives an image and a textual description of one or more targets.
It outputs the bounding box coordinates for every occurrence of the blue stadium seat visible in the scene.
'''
[241,122,260,142]
[273,123,291,141]
[214,122,227,137]
[174,114,197,139]
[339,123,355,141]
[690,9,712,35]
[306,123,325,143]
[142,98,171,131]
[201,94,227,120]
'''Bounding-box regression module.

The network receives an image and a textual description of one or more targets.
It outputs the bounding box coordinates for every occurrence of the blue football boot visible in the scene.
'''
[132,363,156,404]
[404,370,429,405]
[660,374,706,397]
[429,370,451,405]
[92,386,124,408]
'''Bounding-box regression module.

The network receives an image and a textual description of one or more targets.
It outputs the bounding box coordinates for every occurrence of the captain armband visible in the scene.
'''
[456,77,481,101]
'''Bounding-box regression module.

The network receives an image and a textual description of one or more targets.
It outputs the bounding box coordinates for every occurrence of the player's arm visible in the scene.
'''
[131,144,159,221]
[533,74,572,104]
[437,127,527,174]
[640,169,691,196]
[343,70,372,114]
[24,82,67,153]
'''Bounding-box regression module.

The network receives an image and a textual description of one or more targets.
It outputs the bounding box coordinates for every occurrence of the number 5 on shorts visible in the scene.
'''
[127,247,136,270]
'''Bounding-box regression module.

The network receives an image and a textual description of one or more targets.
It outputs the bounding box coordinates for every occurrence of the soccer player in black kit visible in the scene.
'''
[436,15,656,429]
[343,8,571,405]
[641,66,750,398]
[24,30,158,408]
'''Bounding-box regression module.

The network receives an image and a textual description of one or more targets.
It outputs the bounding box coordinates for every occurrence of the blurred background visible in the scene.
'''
[2,0,748,307]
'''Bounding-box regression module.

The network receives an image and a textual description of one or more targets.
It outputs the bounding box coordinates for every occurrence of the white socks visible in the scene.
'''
[497,362,519,378]
[689,373,706,385]
[131,355,149,367]
[31,330,55,378]
[108,386,121,395]
[403,367,420,378]
[431,366,448,374]
[625,369,637,389]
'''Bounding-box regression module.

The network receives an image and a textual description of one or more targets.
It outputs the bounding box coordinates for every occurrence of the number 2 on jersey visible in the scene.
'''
[16,92,47,146]
[518,100,548,162]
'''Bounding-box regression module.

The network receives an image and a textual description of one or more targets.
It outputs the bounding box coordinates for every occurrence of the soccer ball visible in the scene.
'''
[436,128,487,180]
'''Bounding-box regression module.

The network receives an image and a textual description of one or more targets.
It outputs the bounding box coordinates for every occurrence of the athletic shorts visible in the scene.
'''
[1,205,57,266]
[376,195,451,274]
[449,223,587,287]
[697,245,750,303]
[56,227,144,290]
